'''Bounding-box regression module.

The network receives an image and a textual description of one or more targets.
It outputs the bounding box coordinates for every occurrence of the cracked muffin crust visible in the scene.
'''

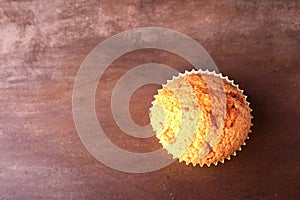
[150,70,252,167]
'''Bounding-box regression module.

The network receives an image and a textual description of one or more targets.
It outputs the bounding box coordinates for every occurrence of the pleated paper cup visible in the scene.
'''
[149,69,253,167]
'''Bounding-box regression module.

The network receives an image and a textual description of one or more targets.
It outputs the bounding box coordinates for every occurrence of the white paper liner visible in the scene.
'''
[150,69,253,167]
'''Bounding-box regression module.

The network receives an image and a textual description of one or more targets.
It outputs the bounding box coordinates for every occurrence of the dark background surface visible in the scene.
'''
[1,0,299,199]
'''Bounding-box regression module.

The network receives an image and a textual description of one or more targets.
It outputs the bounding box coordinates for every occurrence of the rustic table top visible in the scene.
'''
[1,0,299,199]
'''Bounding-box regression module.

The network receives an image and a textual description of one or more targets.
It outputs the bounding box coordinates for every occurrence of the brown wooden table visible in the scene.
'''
[1,0,299,199]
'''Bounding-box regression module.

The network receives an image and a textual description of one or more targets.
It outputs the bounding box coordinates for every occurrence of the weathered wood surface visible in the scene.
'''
[0,0,299,199]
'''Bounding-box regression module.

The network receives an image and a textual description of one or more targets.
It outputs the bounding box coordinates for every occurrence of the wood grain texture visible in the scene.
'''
[1,0,299,199]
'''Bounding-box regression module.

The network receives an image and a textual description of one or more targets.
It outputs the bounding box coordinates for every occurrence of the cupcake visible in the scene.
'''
[149,69,252,167]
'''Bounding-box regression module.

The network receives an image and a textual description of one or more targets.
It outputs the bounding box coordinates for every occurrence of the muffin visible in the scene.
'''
[149,69,252,167]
